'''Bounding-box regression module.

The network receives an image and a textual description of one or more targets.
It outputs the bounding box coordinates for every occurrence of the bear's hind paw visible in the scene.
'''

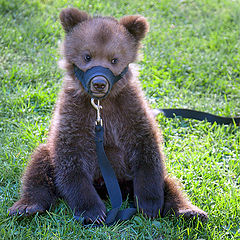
[177,208,208,222]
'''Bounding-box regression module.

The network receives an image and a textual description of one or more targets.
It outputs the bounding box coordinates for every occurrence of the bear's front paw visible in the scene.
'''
[74,202,106,225]
[8,199,46,216]
[136,195,164,218]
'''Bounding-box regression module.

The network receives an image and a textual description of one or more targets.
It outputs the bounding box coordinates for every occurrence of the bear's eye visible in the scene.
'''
[84,54,92,62]
[111,58,118,64]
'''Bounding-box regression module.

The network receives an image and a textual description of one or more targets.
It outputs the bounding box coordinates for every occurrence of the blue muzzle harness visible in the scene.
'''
[74,65,128,99]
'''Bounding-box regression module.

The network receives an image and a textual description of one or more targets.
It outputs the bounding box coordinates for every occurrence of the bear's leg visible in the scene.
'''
[162,176,208,222]
[133,139,165,218]
[55,165,106,224]
[8,144,57,216]
[134,165,164,218]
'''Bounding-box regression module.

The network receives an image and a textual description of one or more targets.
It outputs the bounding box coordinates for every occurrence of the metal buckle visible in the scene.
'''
[91,98,103,126]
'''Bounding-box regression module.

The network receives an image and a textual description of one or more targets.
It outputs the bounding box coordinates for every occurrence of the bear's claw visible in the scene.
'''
[8,200,46,216]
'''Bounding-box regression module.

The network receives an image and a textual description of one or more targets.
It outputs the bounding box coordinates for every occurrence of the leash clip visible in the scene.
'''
[91,98,103,126]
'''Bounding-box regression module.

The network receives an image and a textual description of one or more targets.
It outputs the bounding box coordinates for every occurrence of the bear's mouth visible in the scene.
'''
[90,91,108,98]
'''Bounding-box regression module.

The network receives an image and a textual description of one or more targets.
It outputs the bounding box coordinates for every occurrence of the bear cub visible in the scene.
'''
[9,8,208,224]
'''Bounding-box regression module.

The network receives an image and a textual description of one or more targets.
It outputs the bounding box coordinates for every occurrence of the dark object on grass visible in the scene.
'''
[155,108,240,125]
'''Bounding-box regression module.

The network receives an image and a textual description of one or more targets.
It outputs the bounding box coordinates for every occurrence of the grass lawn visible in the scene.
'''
[0,0,239,239]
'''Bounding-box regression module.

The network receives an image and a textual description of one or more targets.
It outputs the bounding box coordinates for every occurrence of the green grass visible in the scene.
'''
[0,0,239,239]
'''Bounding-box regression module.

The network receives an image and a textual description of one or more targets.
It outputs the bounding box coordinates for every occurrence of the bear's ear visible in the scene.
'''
[119,15,149,41]
[59,8,90,33]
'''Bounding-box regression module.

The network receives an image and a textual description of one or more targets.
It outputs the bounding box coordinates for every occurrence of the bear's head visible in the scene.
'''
[59,8,148,99]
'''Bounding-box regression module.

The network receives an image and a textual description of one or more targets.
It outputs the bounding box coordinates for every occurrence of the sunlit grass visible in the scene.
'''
[0,0,239,239]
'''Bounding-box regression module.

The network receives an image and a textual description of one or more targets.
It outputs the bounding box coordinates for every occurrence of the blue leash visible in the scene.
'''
[87,99,136,227]
[158,108,240,125]
[86,100,239,227]
[95,123,136,226]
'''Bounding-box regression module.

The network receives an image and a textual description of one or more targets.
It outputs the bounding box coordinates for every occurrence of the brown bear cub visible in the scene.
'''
[9,8,208,224]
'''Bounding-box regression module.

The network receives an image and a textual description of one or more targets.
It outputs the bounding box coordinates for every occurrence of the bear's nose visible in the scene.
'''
[92,77,108,91]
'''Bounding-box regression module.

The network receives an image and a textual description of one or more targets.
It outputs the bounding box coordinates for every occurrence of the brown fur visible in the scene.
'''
[9,8,208,223]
